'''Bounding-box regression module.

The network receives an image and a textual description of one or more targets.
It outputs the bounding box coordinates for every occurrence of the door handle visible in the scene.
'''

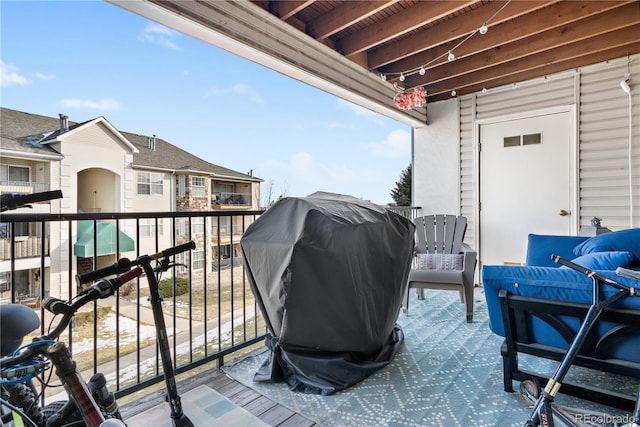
[559,209,570,216]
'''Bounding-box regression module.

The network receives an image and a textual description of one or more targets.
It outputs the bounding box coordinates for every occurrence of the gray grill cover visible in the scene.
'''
[240,193,415,394]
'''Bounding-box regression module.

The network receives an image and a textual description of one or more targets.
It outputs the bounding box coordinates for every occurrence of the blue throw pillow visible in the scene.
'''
[573,228,640,259]
[564,251,636,270]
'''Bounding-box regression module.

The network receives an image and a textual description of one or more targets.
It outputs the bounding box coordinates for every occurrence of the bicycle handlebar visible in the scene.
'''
[1,241,195,376]
[45,267,144,340]
[75,240,195,285]
[0,190,63,212]
[1,265,144,373]
[75,258,132,286]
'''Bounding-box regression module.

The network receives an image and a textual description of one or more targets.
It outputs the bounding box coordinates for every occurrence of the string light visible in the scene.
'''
[380,0,512,102]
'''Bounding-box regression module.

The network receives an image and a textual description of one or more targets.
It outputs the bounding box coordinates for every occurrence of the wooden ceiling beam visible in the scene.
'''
[424,25,640,99]
[272,0,315,21]
[369,0,555,70]
[404,2,640,88]
[336,0,478,57]
[427,44,638,102]
[307,0,400,40]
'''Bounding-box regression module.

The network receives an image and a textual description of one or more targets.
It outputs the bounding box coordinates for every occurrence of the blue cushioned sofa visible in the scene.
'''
[482,229,640,410]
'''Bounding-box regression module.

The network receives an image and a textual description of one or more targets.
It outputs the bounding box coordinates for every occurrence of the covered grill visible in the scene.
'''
[240,193,415,394]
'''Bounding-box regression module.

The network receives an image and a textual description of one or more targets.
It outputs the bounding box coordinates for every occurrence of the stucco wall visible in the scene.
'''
[413,99,460,216]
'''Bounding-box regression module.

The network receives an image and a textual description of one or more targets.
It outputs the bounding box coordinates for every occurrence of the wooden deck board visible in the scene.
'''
[120,368,317,426]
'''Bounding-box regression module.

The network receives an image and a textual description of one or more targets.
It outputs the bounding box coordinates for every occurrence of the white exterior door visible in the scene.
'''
[479,106,576,267]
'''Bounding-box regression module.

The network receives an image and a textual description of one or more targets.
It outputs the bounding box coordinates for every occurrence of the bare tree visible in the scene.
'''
[259,179,290,209]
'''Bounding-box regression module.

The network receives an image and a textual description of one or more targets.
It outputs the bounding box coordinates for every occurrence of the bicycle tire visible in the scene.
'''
[41,400,84,427]
[3,383,47,427]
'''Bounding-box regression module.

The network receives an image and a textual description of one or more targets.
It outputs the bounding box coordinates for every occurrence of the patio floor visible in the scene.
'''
[120,366,317,426]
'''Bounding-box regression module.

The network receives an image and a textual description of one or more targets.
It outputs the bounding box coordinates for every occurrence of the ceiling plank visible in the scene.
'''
[405,2,640,88]
[369,0,555,70]
[337,0,478,56]
[272,0,316,21]
[308,0,400,40]
[424,25,640,98]
[428,45,637,102]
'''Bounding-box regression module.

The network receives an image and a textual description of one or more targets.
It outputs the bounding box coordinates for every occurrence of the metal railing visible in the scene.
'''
[0,209,266,400]
[0,204,420,401]
[0,181,50,194]
[212,191,251,206]
[387,206,422,222]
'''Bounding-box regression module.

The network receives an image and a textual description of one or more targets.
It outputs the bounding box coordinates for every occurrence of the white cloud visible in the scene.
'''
[0,60,30,87]
[336,98,384,125]
[138,22,179,49]
[35,73,55,81]
[207,83,264,104]
[366,129,411,159]
[61,98,121,110]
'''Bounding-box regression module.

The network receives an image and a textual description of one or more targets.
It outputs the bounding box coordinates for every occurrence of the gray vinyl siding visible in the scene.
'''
[579,59,639,229]
[459,54,639,240]
[459,97,475,245]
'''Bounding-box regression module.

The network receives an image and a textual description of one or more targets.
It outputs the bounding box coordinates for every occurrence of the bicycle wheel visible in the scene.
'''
[41,400,84,427]
[3,383,47,427]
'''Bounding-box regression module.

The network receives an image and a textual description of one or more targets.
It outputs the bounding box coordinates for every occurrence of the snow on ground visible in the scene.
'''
[71,312,172,354]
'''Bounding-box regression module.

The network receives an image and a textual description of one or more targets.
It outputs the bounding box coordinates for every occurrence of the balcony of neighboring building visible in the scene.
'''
[0,180,51,195]
[212,191,252,209]
[0,181,53,263]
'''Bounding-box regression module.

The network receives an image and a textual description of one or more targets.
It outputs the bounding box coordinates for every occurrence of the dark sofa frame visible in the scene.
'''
[498,289,640,411]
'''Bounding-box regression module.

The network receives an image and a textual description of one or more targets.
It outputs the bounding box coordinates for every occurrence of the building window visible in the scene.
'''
[139,218,163,237]
[137,172,163,195]
[192,250,205,270]
[0,222,29,239]
[0,164,30,183]
[0,272,9,292]
[211,216,231,237]
[176,253,187,273]
[191,177,206,198]
[178,175,185,197]
[192,217,204,234]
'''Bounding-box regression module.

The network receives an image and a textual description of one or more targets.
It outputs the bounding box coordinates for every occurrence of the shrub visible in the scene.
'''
[158,277,190,298]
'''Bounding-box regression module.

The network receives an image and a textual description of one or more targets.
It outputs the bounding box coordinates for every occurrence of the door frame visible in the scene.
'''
[475,104,579,269]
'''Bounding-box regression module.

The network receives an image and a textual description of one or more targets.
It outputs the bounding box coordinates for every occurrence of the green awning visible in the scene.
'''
[74,221,135,257]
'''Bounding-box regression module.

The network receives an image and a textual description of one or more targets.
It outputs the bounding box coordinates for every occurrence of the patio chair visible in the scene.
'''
[403,214,477,322]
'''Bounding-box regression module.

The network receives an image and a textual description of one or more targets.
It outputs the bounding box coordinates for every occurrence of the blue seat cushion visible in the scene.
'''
[564,251,637,271]
[573,228,640,259]
[526,234,588,267]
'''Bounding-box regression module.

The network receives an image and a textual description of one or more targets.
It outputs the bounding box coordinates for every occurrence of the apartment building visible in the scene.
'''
[0,107,262,301]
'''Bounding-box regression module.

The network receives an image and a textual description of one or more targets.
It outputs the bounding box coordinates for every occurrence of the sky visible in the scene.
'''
[1,1,412,206]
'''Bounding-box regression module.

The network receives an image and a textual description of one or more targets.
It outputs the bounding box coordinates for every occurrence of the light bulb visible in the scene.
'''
[451,90,457,97]
[620,80,631,94]
[419,67,426,76]
[479,24,488,34]
[448,51,456,62]
[482,87,487,94]
[399,73,405,82]
[381,74,387,81]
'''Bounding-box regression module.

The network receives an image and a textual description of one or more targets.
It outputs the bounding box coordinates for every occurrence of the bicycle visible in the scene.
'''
[0,240,197,427]
[520,255,640,427]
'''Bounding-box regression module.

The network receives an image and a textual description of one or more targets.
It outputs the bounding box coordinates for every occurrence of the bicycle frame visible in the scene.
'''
[1,241,196,427]
[524,256,640,427]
